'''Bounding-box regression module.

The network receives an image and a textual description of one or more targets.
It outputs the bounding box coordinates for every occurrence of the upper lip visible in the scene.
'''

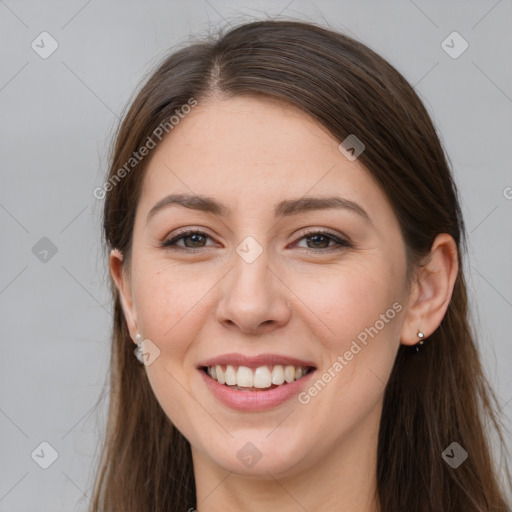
[198,353,317,369]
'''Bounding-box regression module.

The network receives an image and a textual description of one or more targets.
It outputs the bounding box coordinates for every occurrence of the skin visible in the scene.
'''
[110,95,459,512]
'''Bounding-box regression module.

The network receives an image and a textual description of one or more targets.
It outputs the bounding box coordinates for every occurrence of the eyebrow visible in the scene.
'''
[146,193,372,224]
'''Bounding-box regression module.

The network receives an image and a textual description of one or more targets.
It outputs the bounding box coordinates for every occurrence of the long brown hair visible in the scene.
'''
[91,19,511,511]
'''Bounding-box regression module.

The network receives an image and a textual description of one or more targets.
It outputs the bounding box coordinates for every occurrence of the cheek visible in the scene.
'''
[299,259,402,339]
[298,261,403,397]
[133,250,404,361]
[134,266,205,348]
[132,265,210,436]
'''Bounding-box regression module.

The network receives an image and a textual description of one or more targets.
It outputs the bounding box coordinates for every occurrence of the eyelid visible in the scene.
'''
[161,227,218,249]
[294,227,349,242]
[291,228,352,251]
[161,226,352,252]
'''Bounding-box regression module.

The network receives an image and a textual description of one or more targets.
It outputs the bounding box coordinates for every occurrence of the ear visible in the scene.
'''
[400,233,459,346]
[109,248,138,343]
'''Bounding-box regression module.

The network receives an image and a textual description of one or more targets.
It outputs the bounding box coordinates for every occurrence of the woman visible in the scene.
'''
[90,19,511,512]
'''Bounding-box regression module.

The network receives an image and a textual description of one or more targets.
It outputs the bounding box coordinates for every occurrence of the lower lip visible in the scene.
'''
[198,368,316,412]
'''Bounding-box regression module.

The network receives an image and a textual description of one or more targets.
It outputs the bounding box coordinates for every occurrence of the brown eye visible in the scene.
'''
[161,229,351,253]
[293,230,352,252]
[162,230,214,249]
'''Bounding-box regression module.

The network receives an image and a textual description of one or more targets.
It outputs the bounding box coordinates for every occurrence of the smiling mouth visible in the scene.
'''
[201,364,316,391]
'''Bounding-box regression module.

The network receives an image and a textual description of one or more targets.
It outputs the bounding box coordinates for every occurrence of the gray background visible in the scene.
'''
[1,0,511,510]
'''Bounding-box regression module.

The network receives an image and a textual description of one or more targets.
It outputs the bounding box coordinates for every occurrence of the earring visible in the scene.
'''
[134,333,145,364]
[415,330,425,352]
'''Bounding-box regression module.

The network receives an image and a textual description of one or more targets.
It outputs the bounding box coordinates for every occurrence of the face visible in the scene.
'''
[113,95,412,478]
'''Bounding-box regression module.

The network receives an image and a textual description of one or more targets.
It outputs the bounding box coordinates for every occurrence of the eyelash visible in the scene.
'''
[161,228,352,253]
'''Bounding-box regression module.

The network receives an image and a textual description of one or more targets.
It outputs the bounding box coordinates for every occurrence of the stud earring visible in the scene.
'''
[134,333,145,364]
[415,330,425,352]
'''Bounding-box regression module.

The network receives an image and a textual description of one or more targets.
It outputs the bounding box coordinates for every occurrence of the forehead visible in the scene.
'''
[138,95,396,228]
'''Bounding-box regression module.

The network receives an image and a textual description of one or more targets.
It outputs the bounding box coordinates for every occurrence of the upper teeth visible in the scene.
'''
[207,365,309,388]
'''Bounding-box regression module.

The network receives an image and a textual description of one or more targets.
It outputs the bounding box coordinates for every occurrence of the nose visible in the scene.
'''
[216,249,291,335]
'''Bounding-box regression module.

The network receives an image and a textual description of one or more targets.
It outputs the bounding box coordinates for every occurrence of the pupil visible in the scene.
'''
[309,235,328,248]
[186,234,204,247]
